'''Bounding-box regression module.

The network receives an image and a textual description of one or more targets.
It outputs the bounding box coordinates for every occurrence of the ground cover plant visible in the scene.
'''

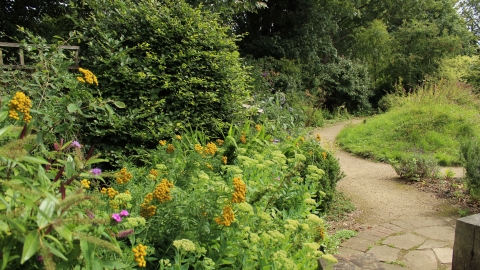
[337,80,480,167]
[0,64,344,268]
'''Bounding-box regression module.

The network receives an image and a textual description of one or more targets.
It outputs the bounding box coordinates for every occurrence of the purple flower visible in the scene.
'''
[71,140,82,148]
[120,210,129,217]
[261,72,268,77]
[90,168,102,176]
[111,213,122,222]
[117,229,134,238]
[86,209,95,219]
[37,255,43,261]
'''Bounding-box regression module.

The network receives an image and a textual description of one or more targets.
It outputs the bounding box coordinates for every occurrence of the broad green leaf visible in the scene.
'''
[65,155,75,179]
[2,216,26,233]
[85,158,108,165]
[37,197,56,228]
[43,241,68,261]
[80,240,95,270]
[21,230,40,264]
[0,111,7,122]
[113,100,126,108]
[0,125,11,139]
[67,103,79,113]
[19,156,50,165]
[100,259,129,269]
[53,225,72,242]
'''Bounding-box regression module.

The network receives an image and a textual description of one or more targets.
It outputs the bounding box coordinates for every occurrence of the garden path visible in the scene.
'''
[314,118,464,269]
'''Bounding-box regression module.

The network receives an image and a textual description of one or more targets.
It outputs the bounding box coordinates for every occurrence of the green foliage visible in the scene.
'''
[0,98,123,269]
[338,81,480,166]
[0,29,120,150]
[390,154,439,181]
[460,137,480,200]
[321,58,373,113]
[76,0,251,159]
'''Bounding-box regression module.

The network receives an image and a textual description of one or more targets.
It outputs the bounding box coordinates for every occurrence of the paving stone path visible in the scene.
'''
[314,119,464,270]
[335,217,456,269]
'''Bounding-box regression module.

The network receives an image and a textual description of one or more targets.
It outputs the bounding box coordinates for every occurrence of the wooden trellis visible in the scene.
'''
[0,42,80,70]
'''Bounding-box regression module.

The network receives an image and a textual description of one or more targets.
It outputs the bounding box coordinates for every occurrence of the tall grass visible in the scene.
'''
[338,80,480,166]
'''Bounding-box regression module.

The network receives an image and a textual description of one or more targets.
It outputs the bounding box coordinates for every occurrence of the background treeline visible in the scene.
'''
[2,0,480,161]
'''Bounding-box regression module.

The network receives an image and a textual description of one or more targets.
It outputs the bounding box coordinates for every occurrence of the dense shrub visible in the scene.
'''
[76,0,251,158]
[460,138,480,200]
[390,154,439,181]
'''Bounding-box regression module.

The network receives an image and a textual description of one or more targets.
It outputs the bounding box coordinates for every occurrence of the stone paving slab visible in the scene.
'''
[417,239,450,249]
[341,237,373,252]
[382,232,426,250]
[403,250,438,270]
[334,218,458,270]
[366,245,400,262]
[356,231,384,242]
[433,247,453,264]
[414,226,456,243]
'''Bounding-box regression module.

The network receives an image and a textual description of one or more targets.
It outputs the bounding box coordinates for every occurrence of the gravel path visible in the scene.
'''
[313,119,462,227]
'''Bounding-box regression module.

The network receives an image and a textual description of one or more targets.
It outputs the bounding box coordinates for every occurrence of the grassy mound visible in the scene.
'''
[337,81,480,166]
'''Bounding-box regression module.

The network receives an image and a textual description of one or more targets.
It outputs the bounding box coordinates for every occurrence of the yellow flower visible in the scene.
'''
[206,163,213,170]
[140,193,156,218]
[316,134,321,141]
[159,140,167,146]
[231,177,246,203]
[81,179,91,189]
[194,144,205,156]
[216,139,224,146]
[132,244,148,267]
[116,167,133,184]
[240,132,247,144]
[8,92,32,122]
[153,179,174,202]
[78,67,99,86]
[222,156,227,165]
[166,144,175,153]
[176,135,182,140]
[214,205,234,226]
[149,169,158,177]
[300,136,305,142]
[255,124,262,132]
[322,151,327,160]
[204,142,217,155]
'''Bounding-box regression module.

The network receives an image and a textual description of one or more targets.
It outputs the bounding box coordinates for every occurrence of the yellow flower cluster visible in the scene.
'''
[204,142,217,155]
[214,205,234,226]
[300,136,305,142]
[255,124,262,132]
[240,132,247,144]
[116,167,133,184]
[231,177,246,203]
[206,163,213,170]
[149,169,158,177]
[8,92,32,122]
[194,144,205,156]
[81,179,91,189]
[316,134,321,141]
[194,142,218,156]
[216,139,224,146]
[77,67,98,86]
[132,244,147,267]
[222,156,227,165]
[159,140,167,146]
[176,135,182,140]
[101,187,119,199]
[321,151,327,160]
[140,193,156,218]
[153,179,174,203]
[166,144,175,153]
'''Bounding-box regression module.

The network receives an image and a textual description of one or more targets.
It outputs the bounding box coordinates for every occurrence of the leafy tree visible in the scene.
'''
[75,0,251,161]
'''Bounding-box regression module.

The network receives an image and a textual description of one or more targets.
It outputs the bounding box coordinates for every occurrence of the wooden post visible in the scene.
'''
[452,213,480,269]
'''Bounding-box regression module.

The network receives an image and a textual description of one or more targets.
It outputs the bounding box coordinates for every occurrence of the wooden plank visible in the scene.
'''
[19,48,24,65]
[453,214,480,269]
[0,42,21,48]
[0,49,3,65]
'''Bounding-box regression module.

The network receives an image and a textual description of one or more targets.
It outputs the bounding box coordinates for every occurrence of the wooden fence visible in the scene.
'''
[0,42,80,70]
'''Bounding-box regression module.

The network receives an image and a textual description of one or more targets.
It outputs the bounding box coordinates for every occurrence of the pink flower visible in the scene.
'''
[111,213,122,222]
[71,140,82,148]
[120,210,129,217]
[90,168,102,176]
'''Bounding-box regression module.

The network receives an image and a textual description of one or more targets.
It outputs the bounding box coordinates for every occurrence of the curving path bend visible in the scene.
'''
[314,119,463,270]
